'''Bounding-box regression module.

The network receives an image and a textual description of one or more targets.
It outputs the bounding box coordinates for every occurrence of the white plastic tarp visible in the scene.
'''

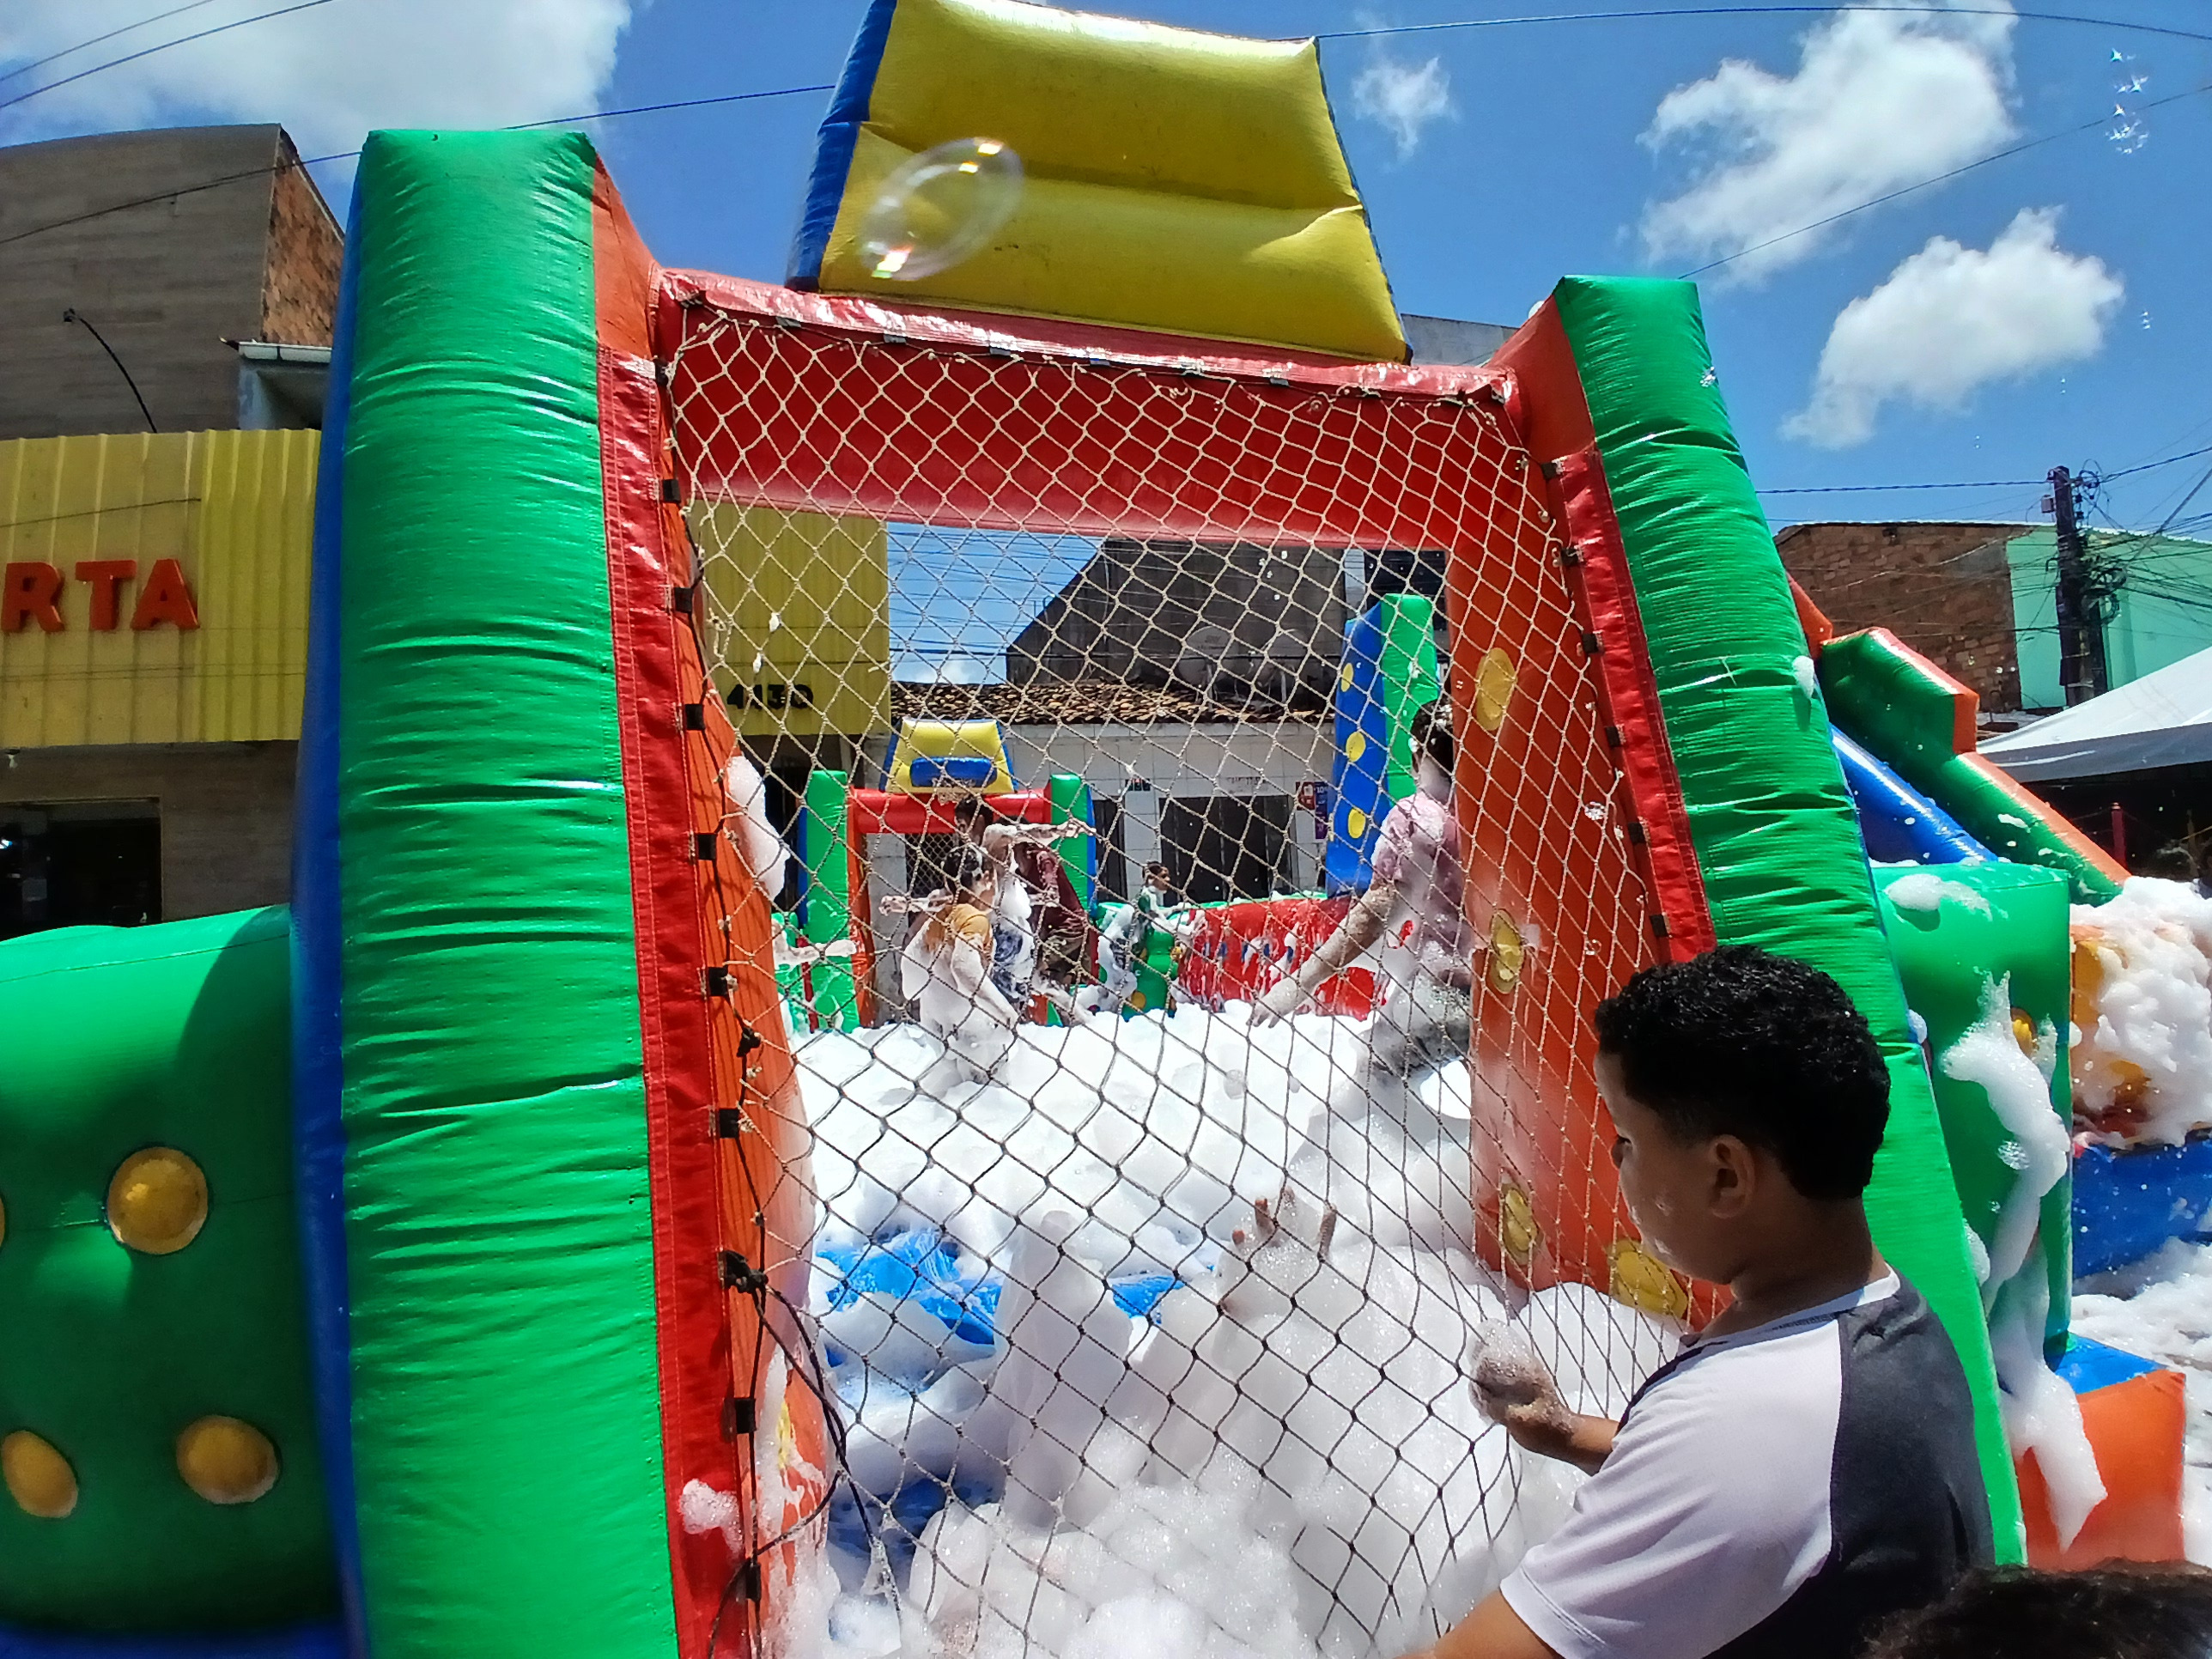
[1983,644,2212,781]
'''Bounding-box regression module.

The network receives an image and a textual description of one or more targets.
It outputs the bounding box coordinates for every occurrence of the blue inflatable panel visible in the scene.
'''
[2056,1334,2165,1395]
[909,755,997,789]
[2073,1138,2212,1276]
[1325,608,1391,896]
[1833,729,1992,865]
[814,1226,1185,1370]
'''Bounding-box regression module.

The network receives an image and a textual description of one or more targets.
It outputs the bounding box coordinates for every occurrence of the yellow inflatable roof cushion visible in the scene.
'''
[824,129,1404,362]
[796,0,1407,362]
[870,0,1358,209]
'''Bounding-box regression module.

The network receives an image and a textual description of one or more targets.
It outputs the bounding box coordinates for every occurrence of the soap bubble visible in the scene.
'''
[859,137,1024,283]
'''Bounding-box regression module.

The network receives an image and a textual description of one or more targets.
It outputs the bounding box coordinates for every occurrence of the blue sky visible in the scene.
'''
[5,0,2209,543]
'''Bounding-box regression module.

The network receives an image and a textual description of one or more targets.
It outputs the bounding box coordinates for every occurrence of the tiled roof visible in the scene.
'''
[889,678,1328,727]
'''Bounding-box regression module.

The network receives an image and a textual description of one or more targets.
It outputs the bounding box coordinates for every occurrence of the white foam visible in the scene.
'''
[785,1006,1673,1657]
[1939,975,2070,1303]
[2070,877,2212,1146]
[1884,872,1992,918]
[1994,1272,2106,1549]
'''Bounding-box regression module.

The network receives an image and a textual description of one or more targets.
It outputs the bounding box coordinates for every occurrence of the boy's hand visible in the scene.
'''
[1470,1324,1575,1440]
[1468,1322,1613,1472]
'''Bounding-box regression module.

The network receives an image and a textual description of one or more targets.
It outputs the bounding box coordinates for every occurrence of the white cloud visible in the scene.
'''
[1641,2,2016,279]
[0,0,630,186]
[1787,208,2123,448]
[1352,52,1454,160]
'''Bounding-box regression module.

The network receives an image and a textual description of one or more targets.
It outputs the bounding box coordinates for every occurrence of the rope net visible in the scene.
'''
[660,284,1684,1659]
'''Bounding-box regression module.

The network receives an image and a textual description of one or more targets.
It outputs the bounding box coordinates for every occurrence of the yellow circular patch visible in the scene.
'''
[3,1431,77,1519]
[1608,1239,1690,1320]
[1474,648,1516,732]
[1346,806,1368,839]
[2010,1008,2038,1056]
[176,1416,278,1505]
[1498,1182,1540,1267]
[1339,661,1355,692]
[1345,730,1367,764]
[1486,911,1525,995]
[107,1147,209,1255]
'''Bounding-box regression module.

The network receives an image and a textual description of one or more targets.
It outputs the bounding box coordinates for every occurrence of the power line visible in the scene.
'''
[1681,76,2212,279]
[1759,478,2041,494]
[1312,5,2212,47]
[0,76,839,255]
[0,0,225,90]
[0,0,345,117]
[505,83,835,131]
[0,149,361,253]
[2103,441,2212,484]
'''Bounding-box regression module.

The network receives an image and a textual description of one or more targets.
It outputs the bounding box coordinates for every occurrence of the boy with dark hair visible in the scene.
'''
[1407,945,1993,1659]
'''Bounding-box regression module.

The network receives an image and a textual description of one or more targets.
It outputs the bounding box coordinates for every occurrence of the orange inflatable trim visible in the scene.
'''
[2019,1366,2187,1569]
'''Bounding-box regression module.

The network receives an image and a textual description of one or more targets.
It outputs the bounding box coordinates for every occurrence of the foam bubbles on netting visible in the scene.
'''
[861,137,1024,281]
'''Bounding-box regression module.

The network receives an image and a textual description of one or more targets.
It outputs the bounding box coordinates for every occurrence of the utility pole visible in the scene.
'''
[2049,465,2107,706]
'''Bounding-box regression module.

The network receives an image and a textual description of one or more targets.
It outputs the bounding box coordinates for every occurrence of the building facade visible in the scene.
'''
[1776,519,2212,723]
[0,126,337,936]
[1774,520,2028,714]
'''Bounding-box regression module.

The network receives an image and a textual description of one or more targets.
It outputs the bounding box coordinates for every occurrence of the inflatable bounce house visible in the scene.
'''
[3,1,2203,1655]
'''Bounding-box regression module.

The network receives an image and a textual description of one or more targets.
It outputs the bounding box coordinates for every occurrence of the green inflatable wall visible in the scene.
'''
[1875,862,2075,1357]
[1556,276,2023,1554]
[0,908,335,1632]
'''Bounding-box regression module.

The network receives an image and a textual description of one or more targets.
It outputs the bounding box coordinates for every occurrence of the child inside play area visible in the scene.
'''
[1089,860,1198,1016]
[1407,947,1994,1659]
[1253,696,1474,1080]
[951,790,1093,1011]
[880,848,1019,1079]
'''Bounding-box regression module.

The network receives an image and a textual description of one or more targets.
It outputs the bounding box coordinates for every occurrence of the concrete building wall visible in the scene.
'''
[0,125,339,441]
[1775,520,2028,714]
[0,742,295,920]
[1006,720,1334,894]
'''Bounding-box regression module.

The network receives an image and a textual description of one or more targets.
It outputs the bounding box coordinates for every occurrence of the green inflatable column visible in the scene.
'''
[326,131,676,1658]
[1377,594,1443,805]
[0,908,336,1633]
[802,769,858,1031]
[1556,276,2023,1556]
[1048,773,1096,909]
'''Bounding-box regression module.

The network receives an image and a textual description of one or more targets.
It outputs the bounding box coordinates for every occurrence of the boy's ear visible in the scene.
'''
[1706,1134,1759,1219]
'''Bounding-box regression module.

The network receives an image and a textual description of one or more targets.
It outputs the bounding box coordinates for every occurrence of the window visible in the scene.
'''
[1158,793,1294,906]
[1,801,161,939]
[1091,795,1129,903]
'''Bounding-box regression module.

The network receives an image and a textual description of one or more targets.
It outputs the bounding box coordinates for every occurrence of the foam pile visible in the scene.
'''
[767,1007,1675,1658]
[2070,877,2212,1146]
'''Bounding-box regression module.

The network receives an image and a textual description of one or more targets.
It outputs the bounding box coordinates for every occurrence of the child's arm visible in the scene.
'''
[1400,1593,1559,1659]
[1251,879,1395,1024]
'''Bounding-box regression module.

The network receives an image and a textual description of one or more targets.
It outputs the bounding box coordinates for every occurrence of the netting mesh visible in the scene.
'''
[661,285,1684,1659]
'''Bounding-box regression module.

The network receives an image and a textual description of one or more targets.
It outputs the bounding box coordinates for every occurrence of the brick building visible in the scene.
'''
[1774,520,2030,715]
[0,126,338,936]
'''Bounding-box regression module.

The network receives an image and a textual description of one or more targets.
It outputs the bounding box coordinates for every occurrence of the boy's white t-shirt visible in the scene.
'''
[1499,1272,1991,1659]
